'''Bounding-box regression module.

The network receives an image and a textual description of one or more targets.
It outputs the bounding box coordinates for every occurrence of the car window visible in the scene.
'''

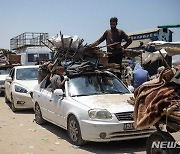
[68,73,130,97]
[28,53,49,62]
[40,76,51,89]
[16,67,38,80]
[28,54,37,62]
[39,54,49,61]
[0,68,11,75]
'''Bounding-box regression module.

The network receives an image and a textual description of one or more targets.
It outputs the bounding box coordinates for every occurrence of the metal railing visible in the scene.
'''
[10,32,49,50]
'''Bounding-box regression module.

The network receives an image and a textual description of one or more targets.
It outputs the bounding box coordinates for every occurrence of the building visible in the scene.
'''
[10,32,51,65]
[127,27,172,50]
[125,28,173,76]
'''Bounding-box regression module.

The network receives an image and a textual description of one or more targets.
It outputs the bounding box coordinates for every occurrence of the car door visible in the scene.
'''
[34,76,52,119]
[5,68,15,101]
[39,88,53,120]
[45,89,65,127]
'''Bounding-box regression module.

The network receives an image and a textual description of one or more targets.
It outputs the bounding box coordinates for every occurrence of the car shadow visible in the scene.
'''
[82,138,147,154]
[40,122,69,141]
[41,122,147,153]
[0,92,5,97]
[14,109,34,114]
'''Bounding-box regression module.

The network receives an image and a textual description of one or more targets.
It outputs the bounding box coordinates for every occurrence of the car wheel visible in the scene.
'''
[67,115,86,146]
[146,131,179,154]
[11,96,17,112]
[35,103,46,125]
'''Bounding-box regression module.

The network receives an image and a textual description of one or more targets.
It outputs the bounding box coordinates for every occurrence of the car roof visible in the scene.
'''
[14,65,39,69]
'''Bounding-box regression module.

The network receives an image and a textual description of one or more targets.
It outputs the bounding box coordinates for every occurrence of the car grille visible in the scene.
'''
[115,111,134,121]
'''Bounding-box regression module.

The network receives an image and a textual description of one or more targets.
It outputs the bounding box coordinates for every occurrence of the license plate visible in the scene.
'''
[123,123,135,130]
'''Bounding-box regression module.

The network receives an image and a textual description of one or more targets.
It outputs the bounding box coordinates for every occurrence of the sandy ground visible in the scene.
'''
[0,96,179,154]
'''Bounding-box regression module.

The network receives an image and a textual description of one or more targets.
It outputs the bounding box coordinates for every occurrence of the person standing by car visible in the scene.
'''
[89,17,132,79]
[50,66,69,90]
[132,63,149,89]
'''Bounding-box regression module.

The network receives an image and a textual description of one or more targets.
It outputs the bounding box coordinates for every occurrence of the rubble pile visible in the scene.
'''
[46,33,120,75]
[44,32,143,77]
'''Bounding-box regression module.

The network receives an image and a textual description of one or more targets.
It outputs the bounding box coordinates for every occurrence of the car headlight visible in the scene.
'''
[15,85,28,93]
[88,109,112,120]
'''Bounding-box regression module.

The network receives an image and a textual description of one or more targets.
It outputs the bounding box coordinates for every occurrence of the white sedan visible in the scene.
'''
[5,65,39,112]
[0,66,12,94]
[32,71,156,145]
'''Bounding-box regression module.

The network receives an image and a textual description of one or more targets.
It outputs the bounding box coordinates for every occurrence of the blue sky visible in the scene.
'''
[0,0,180,50]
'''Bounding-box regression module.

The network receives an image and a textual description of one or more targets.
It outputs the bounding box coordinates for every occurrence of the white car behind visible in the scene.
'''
[5,65,39,112]
[0,66,12,94]
[32,71,156,145]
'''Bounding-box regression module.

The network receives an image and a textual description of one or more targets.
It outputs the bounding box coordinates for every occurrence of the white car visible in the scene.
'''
[32,71,156,145]
[5,65,39,112]
[0,66,12,94]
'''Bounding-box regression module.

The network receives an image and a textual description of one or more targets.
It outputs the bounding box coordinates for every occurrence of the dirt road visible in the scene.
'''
[0,96,179,154]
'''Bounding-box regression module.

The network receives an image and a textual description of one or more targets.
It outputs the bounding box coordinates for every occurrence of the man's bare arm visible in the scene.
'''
[122,37,132,49]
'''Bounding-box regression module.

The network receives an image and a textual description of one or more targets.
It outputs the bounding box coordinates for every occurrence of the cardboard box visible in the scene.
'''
[7,54,21,63]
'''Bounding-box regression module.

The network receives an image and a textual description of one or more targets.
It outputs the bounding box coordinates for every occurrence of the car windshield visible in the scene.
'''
[0,68,11,75]
[68,73,130,97]
[16,67,38,80]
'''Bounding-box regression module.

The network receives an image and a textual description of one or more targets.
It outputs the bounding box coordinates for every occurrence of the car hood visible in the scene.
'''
[72,94,134,113]
[14,80,38,91]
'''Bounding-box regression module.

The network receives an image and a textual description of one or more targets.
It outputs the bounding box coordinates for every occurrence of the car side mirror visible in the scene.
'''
[6,76,12,82]
[54,89,64,96]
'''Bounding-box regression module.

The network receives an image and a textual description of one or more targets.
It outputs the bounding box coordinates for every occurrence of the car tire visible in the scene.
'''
[35,103,46,125]
[67,115,86,146]
[146,131,179,154]
[11,96,17,112]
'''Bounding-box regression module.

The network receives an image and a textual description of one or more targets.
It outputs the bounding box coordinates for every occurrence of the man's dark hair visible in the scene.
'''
[110,17,118,24]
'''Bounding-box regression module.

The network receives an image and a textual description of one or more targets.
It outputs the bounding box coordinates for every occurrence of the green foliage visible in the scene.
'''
[0,49,13,55]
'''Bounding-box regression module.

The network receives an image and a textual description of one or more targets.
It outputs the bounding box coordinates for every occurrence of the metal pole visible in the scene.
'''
[158,50,171,69]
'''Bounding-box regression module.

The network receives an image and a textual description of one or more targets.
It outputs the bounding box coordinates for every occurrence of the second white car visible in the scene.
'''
[5,65,39,112]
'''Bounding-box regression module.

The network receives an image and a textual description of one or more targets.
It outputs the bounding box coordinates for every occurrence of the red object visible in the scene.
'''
[174,65,180,71]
